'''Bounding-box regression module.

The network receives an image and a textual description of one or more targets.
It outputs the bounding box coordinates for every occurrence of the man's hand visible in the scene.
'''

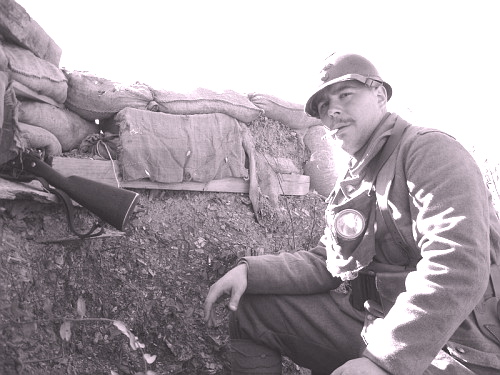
[204,263,248,327]
[331,358,389,375]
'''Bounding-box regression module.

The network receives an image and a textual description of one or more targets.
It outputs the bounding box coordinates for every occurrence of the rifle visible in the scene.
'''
[1,149,140,238]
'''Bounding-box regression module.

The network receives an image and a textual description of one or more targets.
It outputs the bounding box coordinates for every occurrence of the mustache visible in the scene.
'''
[331,116,353,126]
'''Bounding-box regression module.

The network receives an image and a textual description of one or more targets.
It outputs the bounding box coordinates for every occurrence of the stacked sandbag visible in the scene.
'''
[0,43,80,157]
[0,71,20,164]
[18,101,98,152]
[0,3,72,159]
[248,92,322,129]
[63,69,158,121]
[151,87,263,124]
[0,40,8,71]
[63,71,264,125]
[303,125,349,197]
[17,122,62,156]
[0,0,62,66]
[1,41,67,104]
[0,4,105,159]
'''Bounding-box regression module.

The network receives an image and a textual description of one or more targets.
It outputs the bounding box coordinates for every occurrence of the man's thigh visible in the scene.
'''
[230,291,365,373]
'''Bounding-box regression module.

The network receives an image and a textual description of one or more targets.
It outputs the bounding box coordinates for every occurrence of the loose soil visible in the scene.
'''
[0,117,328,375]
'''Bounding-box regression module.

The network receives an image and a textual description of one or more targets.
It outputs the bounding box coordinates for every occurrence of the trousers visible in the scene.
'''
[229,290,494,374]
[230,290,365,374]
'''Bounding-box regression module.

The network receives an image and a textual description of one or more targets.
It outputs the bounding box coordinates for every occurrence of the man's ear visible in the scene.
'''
[375,85,388,106]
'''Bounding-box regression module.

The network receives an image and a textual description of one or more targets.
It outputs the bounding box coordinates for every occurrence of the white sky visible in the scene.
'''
[15,0,500,161]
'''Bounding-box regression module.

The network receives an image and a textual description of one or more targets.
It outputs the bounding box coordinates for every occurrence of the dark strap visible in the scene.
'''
[327,119,410,203]
[375,120,413,258]
[37,177,104,238]
[490,264,500,297]
[365,120,409,185]
[378,178,413,257]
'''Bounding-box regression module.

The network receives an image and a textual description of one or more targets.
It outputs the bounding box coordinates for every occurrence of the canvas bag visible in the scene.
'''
[117,108,247,183]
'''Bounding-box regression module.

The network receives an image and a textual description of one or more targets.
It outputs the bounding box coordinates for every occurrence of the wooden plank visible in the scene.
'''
[0,0,62,66]
[51,157,310,195]
[120,174,310,195]
[0,177,57,202]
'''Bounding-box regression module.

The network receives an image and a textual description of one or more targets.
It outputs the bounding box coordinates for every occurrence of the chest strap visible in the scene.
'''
[375,121,413,258]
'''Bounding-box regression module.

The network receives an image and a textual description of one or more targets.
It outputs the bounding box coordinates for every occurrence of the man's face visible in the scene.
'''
[316,80,387,155]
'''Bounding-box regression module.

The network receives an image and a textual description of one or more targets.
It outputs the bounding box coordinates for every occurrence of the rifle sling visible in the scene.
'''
[36,177,104,239]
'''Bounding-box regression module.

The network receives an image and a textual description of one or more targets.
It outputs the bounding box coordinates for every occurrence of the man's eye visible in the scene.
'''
[339,92,353,99]
[317,101,328,114]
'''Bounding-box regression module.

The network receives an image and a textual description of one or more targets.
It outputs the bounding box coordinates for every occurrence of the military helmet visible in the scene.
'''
[305,53,392,118]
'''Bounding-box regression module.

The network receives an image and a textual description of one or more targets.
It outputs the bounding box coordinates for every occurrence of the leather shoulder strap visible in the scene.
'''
[375,120,413,258]
[366,119,409,184]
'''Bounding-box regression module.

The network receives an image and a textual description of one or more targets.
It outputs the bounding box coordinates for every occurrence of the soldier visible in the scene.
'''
[204,52,500,375]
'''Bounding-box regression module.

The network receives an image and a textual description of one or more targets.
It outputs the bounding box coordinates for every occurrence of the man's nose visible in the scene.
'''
[327,100,342,118]
[327,105,342,118]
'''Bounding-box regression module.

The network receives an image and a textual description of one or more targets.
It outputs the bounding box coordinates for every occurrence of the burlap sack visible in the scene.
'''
[152,87,263,124]
[0,71,20,164]
[259,153,300,174]
[303,125,349,197]
[63,70,158,121]
[248,93,322,129]
[0,0,62,66]
[117,108,247,183]
[17,122,62,157]
[2,42,68,104]
[18,101,99,152]
[0,41,8,70]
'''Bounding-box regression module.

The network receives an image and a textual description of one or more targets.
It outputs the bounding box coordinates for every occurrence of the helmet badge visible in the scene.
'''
[321,64,332,82]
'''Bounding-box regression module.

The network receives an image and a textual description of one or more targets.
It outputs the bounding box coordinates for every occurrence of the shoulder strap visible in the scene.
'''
[375,121,413,258]
[366,120,408,184]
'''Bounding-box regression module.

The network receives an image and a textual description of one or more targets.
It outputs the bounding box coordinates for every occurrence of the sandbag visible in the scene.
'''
[63,69,158,121]
[0,71,20,164]
[0,41,8,70]
[259,153,300,174]
[1,41,67,104]
[151,87,263,124]
[117,108,248,183]
[303,125,349,197]
[17,122,62,157]
[248,92,322,129]
[18,101,98,152]
[0,0,62,66]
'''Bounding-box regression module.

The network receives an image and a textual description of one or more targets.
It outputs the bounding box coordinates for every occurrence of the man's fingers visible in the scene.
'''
[203,263,248,324]
[203,301,213,323]
[227,284,245,311]
[204,285,221,322]
[205,309,217,327]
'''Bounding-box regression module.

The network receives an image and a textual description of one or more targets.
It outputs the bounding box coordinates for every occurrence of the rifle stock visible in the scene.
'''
[21,152,139,232]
